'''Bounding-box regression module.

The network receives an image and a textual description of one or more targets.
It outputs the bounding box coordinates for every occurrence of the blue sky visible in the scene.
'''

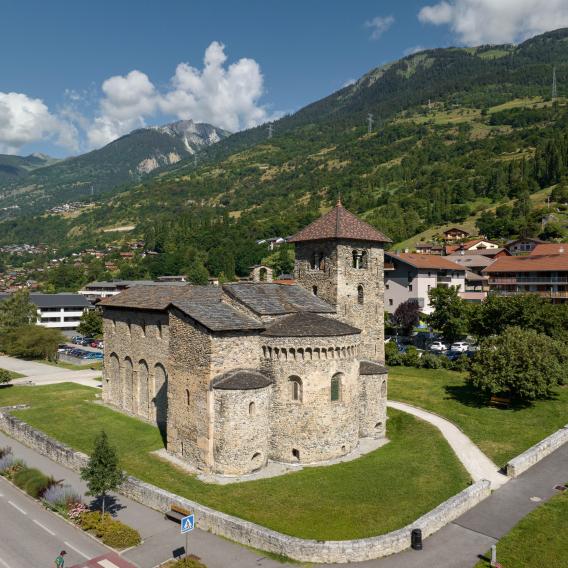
[1,0,567,157]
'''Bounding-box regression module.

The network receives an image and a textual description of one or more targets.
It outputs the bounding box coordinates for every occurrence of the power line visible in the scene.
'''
[367,113,374,134]
[267,123,274,139]
[552,66,558,101]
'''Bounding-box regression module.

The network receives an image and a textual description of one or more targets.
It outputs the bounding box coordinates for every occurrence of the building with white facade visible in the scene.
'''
[0,293,92,330]
[384,253,466,314]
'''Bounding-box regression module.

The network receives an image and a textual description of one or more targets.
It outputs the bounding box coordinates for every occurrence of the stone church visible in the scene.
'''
[100,202,391,476]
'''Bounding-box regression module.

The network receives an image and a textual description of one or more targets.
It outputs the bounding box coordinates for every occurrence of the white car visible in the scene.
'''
[430,341,448,352]
[450,341,469,352]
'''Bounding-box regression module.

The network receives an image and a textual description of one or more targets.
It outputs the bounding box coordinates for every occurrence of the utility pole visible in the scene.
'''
[267,123,274,139]
[552,66,558,102]
[367,113,374,134]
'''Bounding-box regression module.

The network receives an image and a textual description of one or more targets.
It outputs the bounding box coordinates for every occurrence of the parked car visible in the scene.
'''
[57,344,69,353]
[79,337,94,346]
[450,341,469,352]
[429,341,448,352]
[71,336,83,344]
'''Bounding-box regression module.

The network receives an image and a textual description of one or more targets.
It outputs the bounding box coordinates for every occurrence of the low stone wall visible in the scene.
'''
[506,424,568,478]
[0,406,490,563]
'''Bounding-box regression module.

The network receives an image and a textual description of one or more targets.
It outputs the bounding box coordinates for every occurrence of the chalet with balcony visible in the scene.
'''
[482,252,568,303]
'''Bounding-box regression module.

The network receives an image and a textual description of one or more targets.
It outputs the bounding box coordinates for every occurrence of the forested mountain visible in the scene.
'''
[2,28,568,282]
[0,120,229,213]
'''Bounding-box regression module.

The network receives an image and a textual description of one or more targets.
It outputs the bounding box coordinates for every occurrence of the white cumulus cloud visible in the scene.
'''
[87,41,275,147]
[418,0,568,46]
[365,15,395,40]
[0,92,78,154]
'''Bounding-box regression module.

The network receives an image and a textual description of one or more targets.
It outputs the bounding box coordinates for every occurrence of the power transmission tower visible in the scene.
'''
[552,66,558,102]
[194,154,198,168]
[267,123,274,139]
[367,113,374,134]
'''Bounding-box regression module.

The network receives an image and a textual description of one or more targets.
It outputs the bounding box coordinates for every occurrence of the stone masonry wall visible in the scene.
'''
[167,308,212,470]
[261,333,361,463]
[358,372,388,438]
[213,386,272,475]
[0,407,492,564]
[102,308,169,425]
[294,239,386,363]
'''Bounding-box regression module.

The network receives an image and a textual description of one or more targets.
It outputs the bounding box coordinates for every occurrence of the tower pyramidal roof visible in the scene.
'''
[288,200,392,243]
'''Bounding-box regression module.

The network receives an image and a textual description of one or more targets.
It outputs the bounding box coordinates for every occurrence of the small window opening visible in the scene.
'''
[312,285,318,296]
[249,401,256,416]
[375,422,383,429]
[292,448,300,461]
[331,373,342,402]
[185,389,190,406]
[357,285,364,305]
[341,445,346,452]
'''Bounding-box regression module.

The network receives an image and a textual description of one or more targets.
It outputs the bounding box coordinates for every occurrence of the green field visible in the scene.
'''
[475,490,568,568]
[389,367,568,466]
[0,383,469,540]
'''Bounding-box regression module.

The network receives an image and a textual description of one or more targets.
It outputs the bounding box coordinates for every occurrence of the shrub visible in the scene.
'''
[42,484,82,509]
[0,446,12,459]
[169,556,208,568]
[13,467,55,498]
[0,454,15,475]
[68,502,88,522]
[420,352,442,369]
[450,354,471,372]
[469,326,568,400]
[79,511,141,549]
[385,342,403,366]
[2,457,25,478]
[402,346,421,368]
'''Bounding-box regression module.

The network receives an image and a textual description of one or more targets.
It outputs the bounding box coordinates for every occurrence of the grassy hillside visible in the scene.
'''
[2,29,568,281]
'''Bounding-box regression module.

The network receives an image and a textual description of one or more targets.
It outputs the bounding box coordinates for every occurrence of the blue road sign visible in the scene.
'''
[181,514,195,534]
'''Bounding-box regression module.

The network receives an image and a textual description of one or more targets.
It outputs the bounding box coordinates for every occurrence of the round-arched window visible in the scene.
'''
[289,376,303,402]
[249,401,256,416]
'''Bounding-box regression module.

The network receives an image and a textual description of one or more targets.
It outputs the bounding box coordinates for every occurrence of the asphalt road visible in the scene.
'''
[0,476,108,568]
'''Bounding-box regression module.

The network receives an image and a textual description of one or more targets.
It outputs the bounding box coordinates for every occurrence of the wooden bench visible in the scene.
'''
[165,503,191,523]
[490,395,511,408]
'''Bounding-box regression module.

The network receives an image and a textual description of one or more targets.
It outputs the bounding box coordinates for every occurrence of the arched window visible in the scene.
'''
[289,376,302,402]
[312,285,318,296]
[357,285,364,305]
[249,401,256,416]
[331,373,342,402]
[381,380,387,397]
[185,388,190,406]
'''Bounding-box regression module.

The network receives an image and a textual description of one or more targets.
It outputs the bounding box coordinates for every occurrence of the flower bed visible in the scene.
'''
[0,446,141,550]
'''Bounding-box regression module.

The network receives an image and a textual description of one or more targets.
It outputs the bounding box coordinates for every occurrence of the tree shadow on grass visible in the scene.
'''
[89,494,126,517]
[444,383,537,411]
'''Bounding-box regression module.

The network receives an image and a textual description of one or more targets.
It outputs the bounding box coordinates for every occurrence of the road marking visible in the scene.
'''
[8,500,27,515]
[33,518,56,535]
[64,541,90,559]
[0,557,12,568]
[97,560,121,568]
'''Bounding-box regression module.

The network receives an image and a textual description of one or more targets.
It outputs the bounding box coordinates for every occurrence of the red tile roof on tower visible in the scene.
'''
[288,200,391,243]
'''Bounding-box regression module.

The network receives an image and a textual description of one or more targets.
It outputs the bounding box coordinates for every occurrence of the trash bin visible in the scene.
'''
[411,528,423,550]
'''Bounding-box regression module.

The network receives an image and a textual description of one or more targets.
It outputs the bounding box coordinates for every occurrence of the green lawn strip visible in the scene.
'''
[388,367,568,467]
[0,368,25,380]
[39,359,103,371]
[475,490,568,568]
[0,383,470,540]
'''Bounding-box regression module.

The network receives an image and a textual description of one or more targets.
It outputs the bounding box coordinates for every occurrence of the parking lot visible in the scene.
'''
[58,336,104,364]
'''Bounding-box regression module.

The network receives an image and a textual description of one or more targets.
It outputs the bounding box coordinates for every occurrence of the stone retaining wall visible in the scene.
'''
[0,407,490,563]
[506,424,568,478]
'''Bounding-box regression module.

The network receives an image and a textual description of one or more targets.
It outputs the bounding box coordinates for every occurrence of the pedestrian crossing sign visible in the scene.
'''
[181,514,195,534]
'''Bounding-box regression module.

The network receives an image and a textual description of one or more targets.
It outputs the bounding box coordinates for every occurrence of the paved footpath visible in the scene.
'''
[0,355,101,387]
[388,400,508,488]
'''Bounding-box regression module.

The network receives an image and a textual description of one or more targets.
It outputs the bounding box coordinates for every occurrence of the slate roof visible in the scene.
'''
[288,201,391,244]
[100,285,220,311]
[211,369,273,390]
[262,312,360,337]
[359,361,388,375]
[447,254,495,269]
[171,300,264,332]
[0,293,91,309]
[223,283,335,316]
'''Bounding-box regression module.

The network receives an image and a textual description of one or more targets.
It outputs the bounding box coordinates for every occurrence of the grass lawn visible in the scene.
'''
[40,359,103,371]
[389,367,568,467]
[1,368,25,380]
[0,383,470,540]
[475,490,568,568]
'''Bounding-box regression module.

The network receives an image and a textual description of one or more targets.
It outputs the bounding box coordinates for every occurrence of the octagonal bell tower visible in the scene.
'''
[289,200,392,362]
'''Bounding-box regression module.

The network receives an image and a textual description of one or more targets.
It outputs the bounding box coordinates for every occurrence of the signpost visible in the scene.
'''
[181,514,195,558]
